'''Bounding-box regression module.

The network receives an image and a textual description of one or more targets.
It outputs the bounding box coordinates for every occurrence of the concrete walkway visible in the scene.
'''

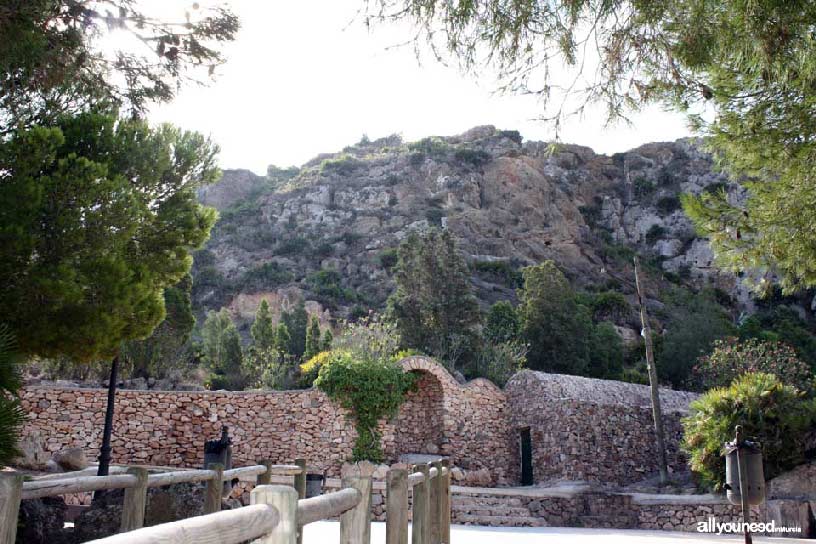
[301,521,811,543]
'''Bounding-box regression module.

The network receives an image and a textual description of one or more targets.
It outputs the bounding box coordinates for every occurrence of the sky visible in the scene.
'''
[148,1,694,174]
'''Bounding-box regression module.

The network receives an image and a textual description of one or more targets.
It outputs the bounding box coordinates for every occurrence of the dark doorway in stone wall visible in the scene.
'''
[520,427,533,486]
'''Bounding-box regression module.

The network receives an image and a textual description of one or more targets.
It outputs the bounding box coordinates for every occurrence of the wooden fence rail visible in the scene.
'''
[83,475,369,544]
[0,460,309,544]
[1,457,452,544]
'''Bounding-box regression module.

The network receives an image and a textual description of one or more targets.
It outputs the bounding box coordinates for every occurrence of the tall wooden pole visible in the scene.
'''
[97,354,119,477]
[633,257,669,484]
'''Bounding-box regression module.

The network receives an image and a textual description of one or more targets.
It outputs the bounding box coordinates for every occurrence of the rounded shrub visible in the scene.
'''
[682,372,816,490]
[314,350,416,462]
[692,337,814,393]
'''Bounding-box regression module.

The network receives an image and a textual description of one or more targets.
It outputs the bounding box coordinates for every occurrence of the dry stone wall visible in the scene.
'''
[505,370,698,485]
[19,357,514,485]
[18,359,698,488]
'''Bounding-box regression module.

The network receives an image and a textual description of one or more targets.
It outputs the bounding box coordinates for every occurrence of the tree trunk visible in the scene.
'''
[97,354,119,477]
[633,257,669,484]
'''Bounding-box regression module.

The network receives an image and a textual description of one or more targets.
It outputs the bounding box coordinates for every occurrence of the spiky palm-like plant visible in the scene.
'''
[0,324,24,466]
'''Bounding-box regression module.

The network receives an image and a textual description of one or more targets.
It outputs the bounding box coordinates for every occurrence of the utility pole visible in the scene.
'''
[633,256,669,485]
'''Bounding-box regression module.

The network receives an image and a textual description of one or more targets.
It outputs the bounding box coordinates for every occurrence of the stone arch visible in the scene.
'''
[392,357,451,458]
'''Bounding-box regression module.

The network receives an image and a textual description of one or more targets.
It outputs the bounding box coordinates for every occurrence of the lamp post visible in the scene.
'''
[725,425,765,544]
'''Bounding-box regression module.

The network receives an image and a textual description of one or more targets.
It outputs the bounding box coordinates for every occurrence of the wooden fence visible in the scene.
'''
[0,459,451,544]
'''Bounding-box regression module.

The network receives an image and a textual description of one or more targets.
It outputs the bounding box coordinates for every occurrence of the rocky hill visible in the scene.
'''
[191,126,784,338]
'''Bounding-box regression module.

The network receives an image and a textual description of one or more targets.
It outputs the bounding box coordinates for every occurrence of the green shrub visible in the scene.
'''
[276,236,310,255]
[473,260,523,288]
[0,325,24,465]
[453,148,491,167]
[579,204,602,228]
[425,208,445,226]
[656,195,681,215]
[588,321,625,378]
[498,130,523,144]
[306,269,356,306]
[634,177,655,197]
[581,290,631,323]
[473,340,527,386]
[314,349,416,462]
[484,301,521,344]
[320,154,364,176]
[645,224,667,245]
[682,372,816,490]
[378,248,399,271]
[692,337,814,393]
[239,262,294,290]
[407,137,451,157]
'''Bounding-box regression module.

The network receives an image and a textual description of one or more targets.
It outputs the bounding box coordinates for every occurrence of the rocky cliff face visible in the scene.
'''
[192,126,753,331]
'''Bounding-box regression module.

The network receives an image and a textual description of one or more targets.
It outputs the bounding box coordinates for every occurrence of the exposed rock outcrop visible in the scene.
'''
[194,127,768,333]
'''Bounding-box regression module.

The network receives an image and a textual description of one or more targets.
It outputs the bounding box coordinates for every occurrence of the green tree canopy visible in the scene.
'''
[305,316,322,360]
[120,274,196,379]
[657,289,735,388]
[484,301,521,345]
[387,229,481,369]
[518,261,592,374]
[0,1,238,131]
[251,299,276,352]
[0,111,219,362]
[273,323,292,357]
[366,0,816,293]
[281,301,308,358]
[200,308,244,390]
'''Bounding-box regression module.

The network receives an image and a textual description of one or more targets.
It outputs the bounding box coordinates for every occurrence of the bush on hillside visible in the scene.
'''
[682,372,816,490]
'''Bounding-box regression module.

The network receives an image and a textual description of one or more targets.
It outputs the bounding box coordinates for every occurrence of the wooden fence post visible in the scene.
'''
[294,458,307,498]
[205,463,224,514]
[0,472,23,544]
[120,467,148,531]
[438,460,451,544]
[412,463,430,544]
[252,484,298,544]
[386,466,409,544]
[294,458,307,544]
[429,461,441,543]
[340,461,373,544]
[258,459,274,486]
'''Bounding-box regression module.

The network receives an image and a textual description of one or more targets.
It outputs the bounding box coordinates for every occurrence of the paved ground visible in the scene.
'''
[302,521,811,543]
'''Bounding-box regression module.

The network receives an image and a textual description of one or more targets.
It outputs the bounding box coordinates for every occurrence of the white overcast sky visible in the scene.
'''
[149,1,693,174]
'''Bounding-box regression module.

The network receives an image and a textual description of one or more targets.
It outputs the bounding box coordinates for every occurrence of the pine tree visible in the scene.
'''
[251,300,276,352]
[518,261,593,375]
[273,323,292,356]
[281,301,308,357]
[305,316,322,360]
[0,112,219,362]
[201,309,244,390]
[387,229,480,369]
[321,329,334,352]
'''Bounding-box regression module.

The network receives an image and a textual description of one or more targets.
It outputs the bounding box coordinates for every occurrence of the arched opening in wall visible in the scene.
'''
[393,369,445,459]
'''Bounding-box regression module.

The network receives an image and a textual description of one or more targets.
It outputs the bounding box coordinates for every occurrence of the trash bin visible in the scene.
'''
[306,473,324,498]
[204,426,234,498]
